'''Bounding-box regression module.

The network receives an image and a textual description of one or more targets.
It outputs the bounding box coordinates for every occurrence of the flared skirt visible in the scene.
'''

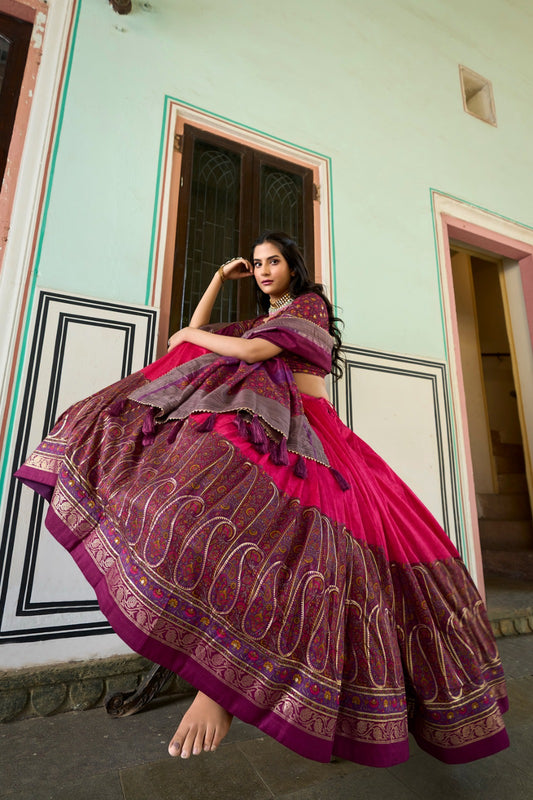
[15,370,509,767]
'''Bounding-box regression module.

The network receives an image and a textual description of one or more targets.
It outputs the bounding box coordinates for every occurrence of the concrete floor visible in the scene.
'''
[1,635,532,800]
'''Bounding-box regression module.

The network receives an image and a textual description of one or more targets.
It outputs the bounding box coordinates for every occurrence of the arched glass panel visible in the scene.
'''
[260,166,304,251]
[182,142,241,325]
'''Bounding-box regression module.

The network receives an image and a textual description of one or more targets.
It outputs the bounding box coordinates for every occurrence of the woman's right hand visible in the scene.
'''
[219,257,253,282]
[188,257,254,330]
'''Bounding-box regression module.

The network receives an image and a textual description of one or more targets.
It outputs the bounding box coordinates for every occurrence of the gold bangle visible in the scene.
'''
[218,256,244,284]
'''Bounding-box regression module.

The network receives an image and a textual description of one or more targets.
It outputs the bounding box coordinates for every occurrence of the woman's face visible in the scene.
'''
[252,242,292,302]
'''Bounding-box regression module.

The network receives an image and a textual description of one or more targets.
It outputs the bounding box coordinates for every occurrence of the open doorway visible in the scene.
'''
[450,246,533,584]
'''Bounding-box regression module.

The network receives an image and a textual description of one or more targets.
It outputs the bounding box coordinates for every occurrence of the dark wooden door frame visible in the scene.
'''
[169,124,315,333]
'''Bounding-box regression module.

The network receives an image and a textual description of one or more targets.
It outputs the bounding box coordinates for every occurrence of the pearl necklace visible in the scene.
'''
[268,292,294,315]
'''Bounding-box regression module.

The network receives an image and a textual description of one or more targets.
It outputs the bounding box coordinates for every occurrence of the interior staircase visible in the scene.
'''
[477,432,533,637]
[478,432,533,580]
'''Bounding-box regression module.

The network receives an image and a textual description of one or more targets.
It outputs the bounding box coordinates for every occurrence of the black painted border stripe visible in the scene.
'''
[0,291,156,641]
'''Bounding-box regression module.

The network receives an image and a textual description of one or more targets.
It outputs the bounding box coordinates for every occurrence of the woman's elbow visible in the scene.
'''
[242,348,263,364]
[241,342,280,363]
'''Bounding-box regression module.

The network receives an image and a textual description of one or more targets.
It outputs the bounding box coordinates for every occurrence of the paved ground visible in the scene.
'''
[1,634,531,800]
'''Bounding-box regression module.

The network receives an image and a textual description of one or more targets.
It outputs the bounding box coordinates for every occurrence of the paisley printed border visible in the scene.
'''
[45,416,507,756]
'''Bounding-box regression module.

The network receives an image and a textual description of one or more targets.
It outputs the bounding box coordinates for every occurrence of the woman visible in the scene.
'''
[15,232,508,768]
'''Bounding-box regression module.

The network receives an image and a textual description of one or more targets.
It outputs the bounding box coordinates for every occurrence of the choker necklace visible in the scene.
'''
[269,292,293,314]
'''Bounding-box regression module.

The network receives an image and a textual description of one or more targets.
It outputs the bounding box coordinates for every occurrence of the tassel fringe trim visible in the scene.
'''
[138,406,350,488]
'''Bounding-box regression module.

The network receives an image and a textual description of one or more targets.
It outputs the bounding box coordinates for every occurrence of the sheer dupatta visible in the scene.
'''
[127,294,339,477]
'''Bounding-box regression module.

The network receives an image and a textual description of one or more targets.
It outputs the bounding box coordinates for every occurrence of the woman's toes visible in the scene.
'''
[168,723,195,757]
[179,726,200,759]
[168,735,182,757]
[191,726,207,756]
[168,692,233,758]
[202,724,216,752]
[211,722,229,751]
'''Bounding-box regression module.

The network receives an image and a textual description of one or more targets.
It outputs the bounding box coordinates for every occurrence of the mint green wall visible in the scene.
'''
[38,0,533,358]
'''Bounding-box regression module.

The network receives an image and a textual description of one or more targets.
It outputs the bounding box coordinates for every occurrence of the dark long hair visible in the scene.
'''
[251,231,344,380]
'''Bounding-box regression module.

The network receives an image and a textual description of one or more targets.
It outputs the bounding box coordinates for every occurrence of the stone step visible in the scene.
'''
[479,519,533,550]
[483,551,533,583]
[496,451,526,474]
[490,437,524,459]
[477,492,532,521]
[498,473,529,494]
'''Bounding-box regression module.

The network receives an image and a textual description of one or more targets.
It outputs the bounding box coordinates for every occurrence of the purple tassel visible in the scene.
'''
[141,409,156,446]
[142,409,155,435]
[249,416,269,454]
[269,437,289,466]
[234,414,248,439]
[249,416,264,443]
[331,467,349,491]
[167,419,183,444]
[252,440,268,455]
[278,438,289,465]
[294,455,308,479]
[195,412,216,432]
[108,398,126,416]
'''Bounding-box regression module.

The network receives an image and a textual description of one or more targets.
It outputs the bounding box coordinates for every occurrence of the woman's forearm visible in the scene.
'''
[188,258,253,328]
[189,270,225,328]
[169,327,281,364]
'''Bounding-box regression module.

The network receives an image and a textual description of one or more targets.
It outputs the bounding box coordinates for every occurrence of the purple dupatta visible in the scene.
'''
[127,294,335,471]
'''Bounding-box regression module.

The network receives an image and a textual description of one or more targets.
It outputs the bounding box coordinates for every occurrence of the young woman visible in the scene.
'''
[15,232,509,768]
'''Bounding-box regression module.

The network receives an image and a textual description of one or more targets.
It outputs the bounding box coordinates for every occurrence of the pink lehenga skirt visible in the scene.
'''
[15,349,509,768]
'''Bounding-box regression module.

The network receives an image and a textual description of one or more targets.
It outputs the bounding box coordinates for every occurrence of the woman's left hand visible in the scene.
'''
[167,328,191,352]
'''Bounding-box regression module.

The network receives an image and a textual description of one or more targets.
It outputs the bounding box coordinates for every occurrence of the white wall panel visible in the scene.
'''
[0,290,157,666]
[334,346,464,555]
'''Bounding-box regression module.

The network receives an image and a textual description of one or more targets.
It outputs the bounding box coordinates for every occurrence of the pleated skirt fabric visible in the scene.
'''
[15,369,509,767]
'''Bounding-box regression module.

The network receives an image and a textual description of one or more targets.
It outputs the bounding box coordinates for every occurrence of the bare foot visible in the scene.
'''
[168,691,233,758]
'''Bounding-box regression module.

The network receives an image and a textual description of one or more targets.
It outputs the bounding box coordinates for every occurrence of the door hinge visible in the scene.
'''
[313,183,321,203]
[174,134,183,153]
